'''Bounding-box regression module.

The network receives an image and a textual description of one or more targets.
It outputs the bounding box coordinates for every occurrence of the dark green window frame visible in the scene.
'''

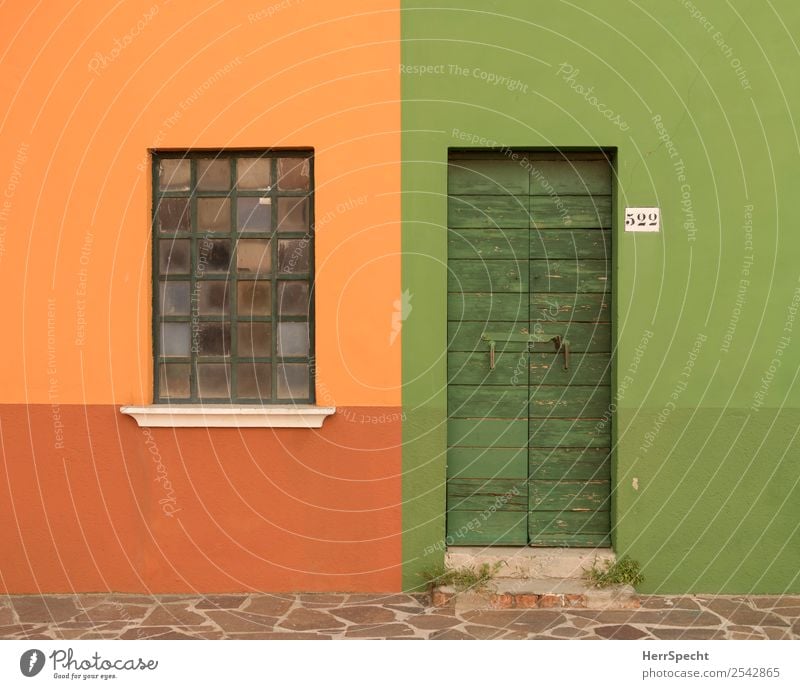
[152,149,315,404]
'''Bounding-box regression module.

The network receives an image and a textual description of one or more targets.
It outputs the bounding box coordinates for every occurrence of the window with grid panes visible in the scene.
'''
[153,151,314,403]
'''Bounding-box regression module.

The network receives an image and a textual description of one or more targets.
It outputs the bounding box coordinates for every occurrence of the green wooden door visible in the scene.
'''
[446,151,612,547]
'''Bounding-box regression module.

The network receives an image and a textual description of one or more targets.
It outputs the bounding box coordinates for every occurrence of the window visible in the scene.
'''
[153,150,314,404]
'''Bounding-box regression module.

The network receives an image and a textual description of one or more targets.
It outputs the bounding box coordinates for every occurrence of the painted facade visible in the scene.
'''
[1,1,798,595]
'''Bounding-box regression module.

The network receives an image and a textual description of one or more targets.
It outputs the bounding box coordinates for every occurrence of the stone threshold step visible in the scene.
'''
[432,579,640,612]
[446,547,615,580]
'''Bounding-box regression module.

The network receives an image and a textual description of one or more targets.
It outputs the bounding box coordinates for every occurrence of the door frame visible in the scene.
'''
[401,145,618,587]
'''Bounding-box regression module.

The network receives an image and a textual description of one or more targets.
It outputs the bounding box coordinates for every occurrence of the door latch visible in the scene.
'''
[481,332,570,371]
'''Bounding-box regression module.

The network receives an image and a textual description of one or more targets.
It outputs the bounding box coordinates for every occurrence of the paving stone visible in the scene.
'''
[150,630,199,640]
[13,596,81,623]
[229,632,333,640]
[729,625,767,639]
[704,600,787,627]
[120,626,176,639]
[549,625,589,638]
[595,624,650,640]
[205,610,279,632]
[770,607,800,619]
[194,595,250,610]
[508,612,567,633]
[648,627,726,640]
[240,596,294,617]
[430,629,474,640]
[280,608,345,631]
[762,627,793,640]
[502,630,532,639]
[386,604,428,614]
[73,603,150,623]
[464,624,505,639]
[574,609,720,626]
[330,605,397,624]
[0,607,17,625]
[140,604,207,627]
[405,614,459,630]
[344,594,418,606]
[298,594,346,607]
[748,596,800,609]
[640,596,701,611]
[345,623,417,638]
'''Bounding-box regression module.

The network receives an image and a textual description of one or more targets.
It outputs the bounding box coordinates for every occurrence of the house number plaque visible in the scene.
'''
[625,207,660,232]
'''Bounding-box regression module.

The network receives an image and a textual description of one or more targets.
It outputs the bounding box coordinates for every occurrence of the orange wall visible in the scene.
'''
[0,405,401,593]
[0,0,401,406]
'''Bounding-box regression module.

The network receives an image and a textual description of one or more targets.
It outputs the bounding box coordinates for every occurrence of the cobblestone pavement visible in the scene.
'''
[1,594,798,640]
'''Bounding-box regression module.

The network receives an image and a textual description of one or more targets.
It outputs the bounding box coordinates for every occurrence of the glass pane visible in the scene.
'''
[159,363,190,399]
[159,239,190,275]
[197,158,230,191]
[197,280,229,315]
[277,157,310,191]
[277,322,309,357]
[237,322,271,357]
[196,322,230,356]
[237,363,271,399]
[237,197,271,232]
[237,157,271,190]
[277,282,309,316]
[238,280,271,316]
[237,239,271,274]
[158,281,190,316]
[277,363,309,399]
[197,363,230,399]
[198,238,231,274]
[198,198,231,232]
[278,239,309,273]
[157,198,190,232]
[277,197,308,232]
[160,322,190,356]
[159,159,190,191]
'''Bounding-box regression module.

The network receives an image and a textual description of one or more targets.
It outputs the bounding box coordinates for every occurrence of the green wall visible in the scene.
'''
[401,0,800,593]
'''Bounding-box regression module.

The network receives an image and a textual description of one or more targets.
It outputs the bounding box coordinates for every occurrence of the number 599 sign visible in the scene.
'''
[625,207,660,232]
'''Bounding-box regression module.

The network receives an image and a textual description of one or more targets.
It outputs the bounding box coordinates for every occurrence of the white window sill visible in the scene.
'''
[120,405,336,428]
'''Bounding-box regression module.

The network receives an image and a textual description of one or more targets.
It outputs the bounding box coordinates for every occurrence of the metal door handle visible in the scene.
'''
[480,332,569,371]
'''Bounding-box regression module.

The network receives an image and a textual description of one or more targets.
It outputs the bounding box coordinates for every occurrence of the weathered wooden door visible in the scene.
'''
[447,151,612,547]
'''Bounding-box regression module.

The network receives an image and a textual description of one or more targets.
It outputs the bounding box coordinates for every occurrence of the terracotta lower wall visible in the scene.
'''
[0,405,402,593]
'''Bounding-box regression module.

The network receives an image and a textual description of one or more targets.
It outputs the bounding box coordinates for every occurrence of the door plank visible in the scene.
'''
[527,321,611,353]
[448,478,528,511]
[447,510,528,546]
[530,195,611,228]
[531,534,612,546]
[449,446,528,480]
[528,385,611,418]
[449,350,523,385]
[530,481,612,510]
[530,259,610,293]
[449,160,529,195]
[448,228,528,260]
[529,448,611,480]
[529,230,610,259]
[449,418,528,446]
[449,385,528,418]
[529,419,609,447]
[529,160,612,195]
[529,510,610,534]
[449,259,529,293]
[529,352,611,384]
[530,292,609,322]
[448,321,531,353]
[449,195,529,228]
[448,292,529,322]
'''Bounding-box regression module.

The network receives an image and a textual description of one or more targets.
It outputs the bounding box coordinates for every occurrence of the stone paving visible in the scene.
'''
[0,593,798,640]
